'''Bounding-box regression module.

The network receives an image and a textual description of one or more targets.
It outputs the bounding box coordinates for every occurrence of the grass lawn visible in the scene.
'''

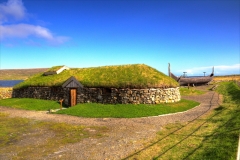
[0,98,199,118]
[180,87,205,96]
[127,81,240,159]
[56,99,199,118]
[0,98,61,111]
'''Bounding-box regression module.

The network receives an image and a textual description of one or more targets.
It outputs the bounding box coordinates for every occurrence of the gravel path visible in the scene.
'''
[0,87,221,160]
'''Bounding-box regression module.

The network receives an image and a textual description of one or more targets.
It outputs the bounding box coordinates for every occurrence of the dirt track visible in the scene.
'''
[0,86,221,160]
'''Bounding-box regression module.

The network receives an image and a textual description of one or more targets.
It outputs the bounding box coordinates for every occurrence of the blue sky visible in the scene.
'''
[0,0,239,76]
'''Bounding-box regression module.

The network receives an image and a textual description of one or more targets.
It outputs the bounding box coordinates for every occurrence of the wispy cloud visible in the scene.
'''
[215,64,240,71]
[0,0,70,45]
[0,24,69,45]
[0,0,26,23]
[177,64,240,76]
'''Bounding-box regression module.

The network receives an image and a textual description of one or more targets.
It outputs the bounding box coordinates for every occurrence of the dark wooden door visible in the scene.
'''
[70,89,77,106]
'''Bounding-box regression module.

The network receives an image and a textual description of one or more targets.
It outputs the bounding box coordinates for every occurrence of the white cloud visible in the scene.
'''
[0,0,69,45]
[0,24,69,44]
[1,24,51,39]
[178,64,240,76]
[184,66,214,75]
[214,64,240,71]
[0,0,26,23]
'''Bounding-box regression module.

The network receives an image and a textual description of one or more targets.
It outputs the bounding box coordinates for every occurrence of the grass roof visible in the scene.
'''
[45,65,64,72]
[14,64,179,89]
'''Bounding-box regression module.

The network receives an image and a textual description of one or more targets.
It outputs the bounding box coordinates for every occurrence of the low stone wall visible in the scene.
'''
[12,86,181,105]
[0,87,13,99]
[86,87,181,104]
[12,87,66,101]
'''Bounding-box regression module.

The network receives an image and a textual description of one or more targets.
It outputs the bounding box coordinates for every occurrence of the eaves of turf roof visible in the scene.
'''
[14,64,179,89]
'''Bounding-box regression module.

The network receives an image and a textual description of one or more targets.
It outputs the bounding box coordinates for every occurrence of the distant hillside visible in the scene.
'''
[0,68,48,80]
[213,75,240,82]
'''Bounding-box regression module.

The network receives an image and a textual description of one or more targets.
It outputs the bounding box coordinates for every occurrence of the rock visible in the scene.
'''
[12,86,181,105]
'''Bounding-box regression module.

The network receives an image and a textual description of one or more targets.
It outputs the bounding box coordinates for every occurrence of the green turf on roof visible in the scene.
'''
[14,64,179,89]
[45,65,64,72]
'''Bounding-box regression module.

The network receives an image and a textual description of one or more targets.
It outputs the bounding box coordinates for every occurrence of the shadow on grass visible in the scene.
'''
[214,105,225,111]
[228,83,240,104]
[123,91,217,159]
[183,82,240,159]
[183,107,240,160]
[124,82,240,160]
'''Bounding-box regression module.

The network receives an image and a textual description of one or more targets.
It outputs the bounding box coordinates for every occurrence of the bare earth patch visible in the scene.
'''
[0,86,221,160]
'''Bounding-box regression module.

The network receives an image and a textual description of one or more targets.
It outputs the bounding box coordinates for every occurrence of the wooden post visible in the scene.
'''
[59,99,64,110]
[183,72,187,78]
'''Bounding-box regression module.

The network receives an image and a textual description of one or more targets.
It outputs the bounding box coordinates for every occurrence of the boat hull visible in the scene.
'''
[178,76,213,86]
[168,63,214,86]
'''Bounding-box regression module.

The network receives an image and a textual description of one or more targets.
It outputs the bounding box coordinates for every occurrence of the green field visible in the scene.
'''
[0,98,60,111]
[180,87,205,96]
[56,99,199,118]
[0,98,199,118]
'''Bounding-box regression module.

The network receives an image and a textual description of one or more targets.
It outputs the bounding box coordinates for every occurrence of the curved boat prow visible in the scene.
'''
[168,63,181,81]
[209,66,214,77]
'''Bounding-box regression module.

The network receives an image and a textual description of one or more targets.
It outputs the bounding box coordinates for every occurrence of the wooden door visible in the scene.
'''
[70,89,77,106]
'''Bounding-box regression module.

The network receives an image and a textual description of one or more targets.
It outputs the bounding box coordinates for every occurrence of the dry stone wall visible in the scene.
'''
[0,87,13,99]
[12,87,66,101]
[85,87,181,104]
[12,86,181,106]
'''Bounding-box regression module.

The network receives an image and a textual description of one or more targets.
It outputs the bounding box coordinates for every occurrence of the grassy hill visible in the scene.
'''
[14,64,179,89]
[213,75,240,82]
[0,68,48,80]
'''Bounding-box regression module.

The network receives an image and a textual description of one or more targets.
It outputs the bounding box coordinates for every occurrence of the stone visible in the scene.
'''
[12,86,181,105]
[129,97,133,102]
[151,97,155,101]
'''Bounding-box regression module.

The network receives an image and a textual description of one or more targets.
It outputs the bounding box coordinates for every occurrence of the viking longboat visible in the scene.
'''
[168,63,214,86]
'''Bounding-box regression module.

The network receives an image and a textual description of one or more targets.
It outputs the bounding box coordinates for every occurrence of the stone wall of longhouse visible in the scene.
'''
[12,87,66,101]
[86,87,181,104]
[12,87,181,106]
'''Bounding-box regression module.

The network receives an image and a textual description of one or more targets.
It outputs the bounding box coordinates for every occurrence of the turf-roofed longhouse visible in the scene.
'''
[13,64,181,106]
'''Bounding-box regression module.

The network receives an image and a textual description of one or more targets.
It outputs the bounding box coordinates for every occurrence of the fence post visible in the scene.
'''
[59,99,63,110]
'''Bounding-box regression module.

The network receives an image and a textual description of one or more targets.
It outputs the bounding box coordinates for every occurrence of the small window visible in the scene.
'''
[102,88,111,94]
